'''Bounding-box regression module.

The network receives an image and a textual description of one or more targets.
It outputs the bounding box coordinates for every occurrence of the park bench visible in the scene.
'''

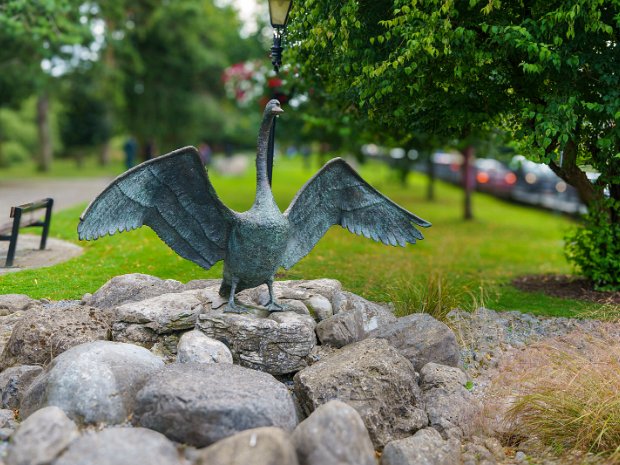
[0,198,54,267]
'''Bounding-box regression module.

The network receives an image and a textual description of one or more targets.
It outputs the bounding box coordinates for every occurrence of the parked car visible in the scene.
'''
[474,158,517,198]
[431,152,463,185]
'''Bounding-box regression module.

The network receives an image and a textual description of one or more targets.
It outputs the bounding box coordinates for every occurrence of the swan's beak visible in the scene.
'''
[272,106,284,115]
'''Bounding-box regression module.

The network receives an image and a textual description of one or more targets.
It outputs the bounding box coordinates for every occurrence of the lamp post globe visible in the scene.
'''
[268,0,292,72]
[268,0,292,28]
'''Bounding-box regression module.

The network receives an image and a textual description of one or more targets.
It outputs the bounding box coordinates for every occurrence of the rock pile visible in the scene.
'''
[0,273,492,465]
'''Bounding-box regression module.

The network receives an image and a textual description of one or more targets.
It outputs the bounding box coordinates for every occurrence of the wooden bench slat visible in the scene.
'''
[1,198,54,267]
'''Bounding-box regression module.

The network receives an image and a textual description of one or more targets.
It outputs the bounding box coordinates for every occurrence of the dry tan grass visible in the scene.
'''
[482,328,620,464]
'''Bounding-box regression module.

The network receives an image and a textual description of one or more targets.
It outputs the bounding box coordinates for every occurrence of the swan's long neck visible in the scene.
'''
[254,112,276,205]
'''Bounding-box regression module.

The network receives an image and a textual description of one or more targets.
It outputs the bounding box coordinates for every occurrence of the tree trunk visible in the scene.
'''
[462,145,475,220]
[549,140,600,208]
[36,93,53,172]
[0,123,5,168]
[99,139,111,166]
[610,183,620,225]
[426,152,435,201]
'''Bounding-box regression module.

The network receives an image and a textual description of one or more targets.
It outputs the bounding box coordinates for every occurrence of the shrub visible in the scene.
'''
[565,199,620,291]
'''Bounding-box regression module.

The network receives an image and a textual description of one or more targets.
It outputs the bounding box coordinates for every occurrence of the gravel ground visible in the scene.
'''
[448,307,620,465]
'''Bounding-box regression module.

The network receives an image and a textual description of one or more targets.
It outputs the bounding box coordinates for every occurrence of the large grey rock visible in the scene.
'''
[54,427,181,465]
[294,338,427,449]
[0,409,17,428]
[315,309,365,348]
[248,279,343,306]
[197,309,316,375]
[112,291,204,347]
[292,400,375,465]
[85,273,185,309]
[184,278,221,290]
[114,291,204,333]
[380,428,461,465]
[134,363,298,447]
[0,365,43,409]
[0,305,112,370]
[6,406,79,465]
[21,341,164,424]
[420,363,481,439]
[176,330,233,364]
[304,295,333,321]
[0,295,37,316]
[333,291,396,333]
[370,313,461,371]
[0,311,29,362]
[195,427,298,465]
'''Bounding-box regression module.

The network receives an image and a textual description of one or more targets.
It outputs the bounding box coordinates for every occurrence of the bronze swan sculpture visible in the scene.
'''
[78,100,431,312]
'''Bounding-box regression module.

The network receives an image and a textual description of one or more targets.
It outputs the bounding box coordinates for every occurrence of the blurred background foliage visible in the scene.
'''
[0,0,270,170]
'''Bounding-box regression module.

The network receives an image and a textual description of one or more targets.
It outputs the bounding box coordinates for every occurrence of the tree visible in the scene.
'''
[0,1,94,171]
[106,0,264,153]
[287,1,505,219]
[288,0,620,289]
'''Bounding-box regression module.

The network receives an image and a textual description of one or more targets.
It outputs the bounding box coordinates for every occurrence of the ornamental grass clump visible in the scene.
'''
[388,273,461,322]
[504,338,620,462]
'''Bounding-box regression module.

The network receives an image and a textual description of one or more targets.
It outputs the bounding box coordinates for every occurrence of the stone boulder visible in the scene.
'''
[54,427,182,465]
[370,313,461,371]
[380,428,461,465]
[420,363,481,440]
[0,305,112,370]
[84,273,185,309]
[304,295,333,321]
[294,338,427,449]
[6,406,79,465]
[315,309,365,348]
[292,400,376,465]
[134,363,298,447]
[21,341,164,424]
[0,408,18,440]
[248,279,343,308]
[176,330,233,364]
[0,295,38,315]
[197,309,316,375]
[333,291,397,332]
[195,427,298,465]
[111,291,204,351]
[0,365,43,409]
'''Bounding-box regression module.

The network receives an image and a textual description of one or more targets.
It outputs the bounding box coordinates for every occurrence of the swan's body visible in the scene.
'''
[78,100,431,311]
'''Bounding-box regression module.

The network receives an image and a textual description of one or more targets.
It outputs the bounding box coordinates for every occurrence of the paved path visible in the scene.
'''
[0,177,112,275]
[0,178,113,220]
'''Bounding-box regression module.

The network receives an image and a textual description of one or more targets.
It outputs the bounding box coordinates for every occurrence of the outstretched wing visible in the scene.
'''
[78,146,235,270]
[282,158,431,269]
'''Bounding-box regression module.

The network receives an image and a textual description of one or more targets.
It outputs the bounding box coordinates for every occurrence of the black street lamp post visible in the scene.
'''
[267,0,292,185]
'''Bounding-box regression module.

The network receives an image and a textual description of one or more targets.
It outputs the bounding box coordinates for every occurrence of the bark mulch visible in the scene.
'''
[512,274,620,306]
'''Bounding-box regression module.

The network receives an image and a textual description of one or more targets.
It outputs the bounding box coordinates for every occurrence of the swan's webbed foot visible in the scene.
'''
[266,301,285,312]
[265,279,285,312]
[224,301,246,314]
[223,277,246,313]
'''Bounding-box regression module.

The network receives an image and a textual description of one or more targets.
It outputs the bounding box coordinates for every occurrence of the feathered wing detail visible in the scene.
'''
[282,158,431,269]
[78,146,234,270]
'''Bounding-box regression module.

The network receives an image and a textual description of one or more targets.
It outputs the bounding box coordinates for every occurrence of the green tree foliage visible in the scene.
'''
[107,0,264,152]
[59,72,111,157]
[0,0,95,170]
[288,0,620,288]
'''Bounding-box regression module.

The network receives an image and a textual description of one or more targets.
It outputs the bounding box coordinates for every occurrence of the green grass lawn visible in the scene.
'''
[0,155,603,317]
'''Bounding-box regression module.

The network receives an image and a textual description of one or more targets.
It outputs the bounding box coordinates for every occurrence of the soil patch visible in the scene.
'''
[512,274,620,306]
